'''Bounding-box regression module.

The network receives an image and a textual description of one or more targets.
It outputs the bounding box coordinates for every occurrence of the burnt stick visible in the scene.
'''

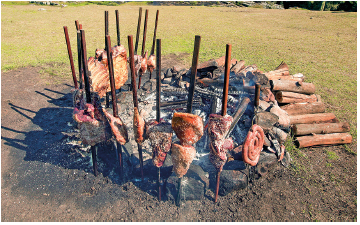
[115,10,120,46]
[75,20,79,31]
[255,83,261,107]
[134,7,142,55]
[186,35,201,114]
[105,11,110,108]
[63,26,78,89]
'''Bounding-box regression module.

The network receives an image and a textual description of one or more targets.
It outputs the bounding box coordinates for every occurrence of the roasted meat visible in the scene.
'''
[171,112,204,146]
[146,119,173,167]
[130,54,143,76]
[133,107,145,144]
[73,91,111,146]
[102,108,129,145]
[171,143,196,178]
[147,54,156,73]
[139,51,148,74]
[208,114,234,170]
[88,45,128,97]
[242,124,265,166]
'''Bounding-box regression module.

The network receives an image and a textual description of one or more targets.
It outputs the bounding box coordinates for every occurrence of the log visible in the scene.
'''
[295,133,352,148]
[271,79,315,94]
[293,122,350,136]
[264,69,289,79]
[280,102,325,115]
[275,91,319,104]
[230,60,245,74]
[267,74,305,82]
[289,113,339,125]
[275,61,289,71]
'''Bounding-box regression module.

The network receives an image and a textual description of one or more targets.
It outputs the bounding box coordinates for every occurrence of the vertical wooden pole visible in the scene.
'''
[134,7,142,55]
[186,35,201,114]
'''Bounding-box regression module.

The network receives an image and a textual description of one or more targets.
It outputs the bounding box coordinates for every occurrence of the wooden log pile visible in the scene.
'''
[264,62,352,148]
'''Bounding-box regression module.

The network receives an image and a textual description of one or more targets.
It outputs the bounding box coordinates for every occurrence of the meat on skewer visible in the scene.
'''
[88,45,128,97]
[73,89,111,146]
[171,112,204,146]
[102,108,129,145]
[208,114,234,170]
[147,54,156,73]
[146,119,173,167]
[140,51,148,74]
[133,107,145,144]
[171,112,204,178]
[171,143,196,178]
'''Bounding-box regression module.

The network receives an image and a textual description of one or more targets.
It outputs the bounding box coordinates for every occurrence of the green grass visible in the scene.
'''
[325,150,339,161]
[1,5,357,145]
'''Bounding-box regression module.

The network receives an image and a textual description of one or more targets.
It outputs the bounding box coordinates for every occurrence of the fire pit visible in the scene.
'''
[63,7,352,205]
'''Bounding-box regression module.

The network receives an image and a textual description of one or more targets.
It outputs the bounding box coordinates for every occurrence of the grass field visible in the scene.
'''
[1,4,357,144]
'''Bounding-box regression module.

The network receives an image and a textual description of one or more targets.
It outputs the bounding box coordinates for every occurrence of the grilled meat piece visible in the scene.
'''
[208,114,234,170]
[73,91,111,146]
[146,119,173,167]
[88,45,128,97]
[147,54,156,73]
[171,143,196,178]
[102,109,129,145]
[242,124,264,166]
[139,51,148,74]
[133,107,145,144]
[171,112,204,146]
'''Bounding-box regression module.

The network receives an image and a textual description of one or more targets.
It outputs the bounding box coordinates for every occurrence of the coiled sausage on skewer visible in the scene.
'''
[242,124,265,166]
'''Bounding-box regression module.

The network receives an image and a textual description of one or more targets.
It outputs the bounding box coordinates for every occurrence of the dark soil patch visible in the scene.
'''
[1,56,357,221]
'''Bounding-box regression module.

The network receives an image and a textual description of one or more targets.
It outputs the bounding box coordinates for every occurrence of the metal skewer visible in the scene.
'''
[156,38,161,201]
[106,35,124,179]
[128,35,144,180]
[115,10,121,46]
[105,11,110,108]
[63,26,78,89]
[80,29,98,176]
[176,35,201,207]
[134,7,142,55]
[215,43,231,203]
[149,10,159,80]
[75,21,83,89]
[138,9,149,90]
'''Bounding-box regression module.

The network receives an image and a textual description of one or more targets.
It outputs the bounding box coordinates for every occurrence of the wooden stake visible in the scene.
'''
[134,7,142,55]
[63,26,78,89]
[254,83,261,107]
[186,35,201,114]
[215,167,222,203]
[105,11,110,108]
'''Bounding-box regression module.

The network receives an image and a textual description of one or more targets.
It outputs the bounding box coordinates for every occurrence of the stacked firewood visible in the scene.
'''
[266,63,352,148]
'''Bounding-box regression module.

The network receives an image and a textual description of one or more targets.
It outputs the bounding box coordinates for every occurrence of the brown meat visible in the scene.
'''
[171,143,196,178]
[129,54,143,76]
[242,124,265,166]
[73,91,111,146]
[102,109,129,145]
[87,57,109,97]
[146,119,173,167]
[133,107,145,144]
[139,51,148,74]
[207,114,234,170]
[88,45,128,97]
[147,54,156,73]
[171,112,204,146]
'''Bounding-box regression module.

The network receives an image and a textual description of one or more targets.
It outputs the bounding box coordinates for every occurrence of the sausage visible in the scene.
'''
[242,124,265,166]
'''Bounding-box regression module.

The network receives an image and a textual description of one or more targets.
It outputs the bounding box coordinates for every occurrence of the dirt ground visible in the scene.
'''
[1,56,357,221]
